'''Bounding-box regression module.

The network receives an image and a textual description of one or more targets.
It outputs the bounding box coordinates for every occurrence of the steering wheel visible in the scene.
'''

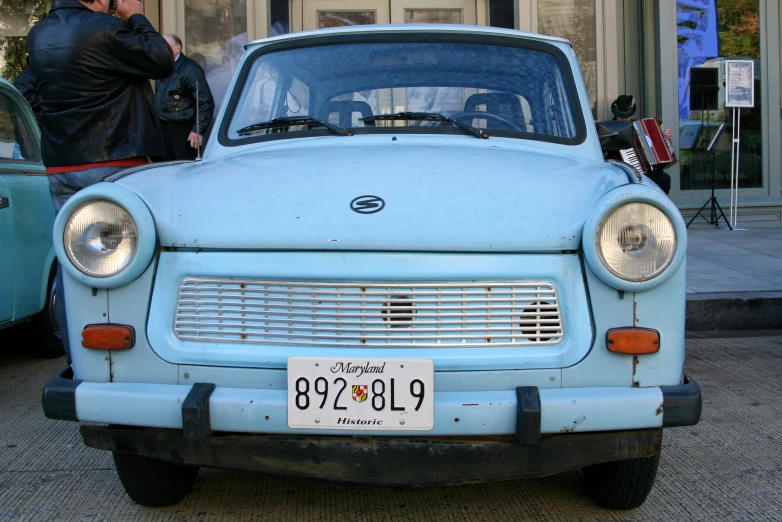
[448,111,522,131]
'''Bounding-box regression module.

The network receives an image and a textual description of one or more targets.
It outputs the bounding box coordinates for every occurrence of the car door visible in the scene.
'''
[0,174,12,322]
[0,78,48,324]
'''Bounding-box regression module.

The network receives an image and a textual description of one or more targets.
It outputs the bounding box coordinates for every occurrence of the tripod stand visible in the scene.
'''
[686,153,731,229]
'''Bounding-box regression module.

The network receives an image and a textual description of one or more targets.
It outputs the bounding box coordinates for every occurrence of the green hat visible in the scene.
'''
[611,94,636,118]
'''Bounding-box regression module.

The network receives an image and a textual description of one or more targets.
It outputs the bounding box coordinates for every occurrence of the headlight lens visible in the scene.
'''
[64,200,138,278]
[596,203,676,282]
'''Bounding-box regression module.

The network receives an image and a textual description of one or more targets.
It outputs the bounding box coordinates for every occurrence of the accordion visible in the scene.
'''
[618,118,678,174]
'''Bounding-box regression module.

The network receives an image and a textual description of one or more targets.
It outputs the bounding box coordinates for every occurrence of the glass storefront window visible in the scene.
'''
[185,0,248,112]
[537,0,597,118]
[677,0,762,190]
[404,10,463,24]
[317,11,376,29]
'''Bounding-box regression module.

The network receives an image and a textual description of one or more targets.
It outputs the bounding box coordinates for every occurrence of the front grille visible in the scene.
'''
[173,278,564,347]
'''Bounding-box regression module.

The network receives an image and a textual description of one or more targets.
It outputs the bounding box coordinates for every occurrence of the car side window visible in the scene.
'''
[0,92,39,163]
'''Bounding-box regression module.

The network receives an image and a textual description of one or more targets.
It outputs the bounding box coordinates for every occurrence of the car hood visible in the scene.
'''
[117,137,629,251]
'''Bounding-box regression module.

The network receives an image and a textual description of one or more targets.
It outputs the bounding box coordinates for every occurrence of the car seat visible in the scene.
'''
[325,100,375,127]
[463,92,526,132]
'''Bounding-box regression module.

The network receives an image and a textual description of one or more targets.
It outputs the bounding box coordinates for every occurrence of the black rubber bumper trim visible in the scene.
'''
[182,383,216,443]
[515,386,541,445]
[80,425,662,486]
[660,375,702,427]
[42,368,82,421]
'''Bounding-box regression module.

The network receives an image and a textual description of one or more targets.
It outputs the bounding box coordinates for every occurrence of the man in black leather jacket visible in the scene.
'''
[156,33,215,160]
[28,0,173,183]
[26,0,174,362]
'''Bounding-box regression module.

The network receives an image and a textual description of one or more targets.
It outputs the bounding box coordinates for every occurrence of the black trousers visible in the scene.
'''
[161,121,199,161]
[648,169,671,195]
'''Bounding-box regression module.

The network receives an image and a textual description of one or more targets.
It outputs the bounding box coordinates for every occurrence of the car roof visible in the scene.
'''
[245,24,571,51]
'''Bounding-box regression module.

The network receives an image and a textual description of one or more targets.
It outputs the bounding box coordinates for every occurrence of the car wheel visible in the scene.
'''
[112,451,200,507]
[582,451,660,510]
[26,267,65,358]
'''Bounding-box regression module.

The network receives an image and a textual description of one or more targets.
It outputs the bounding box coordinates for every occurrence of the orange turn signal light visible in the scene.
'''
[606,327,660,355]
[82,324,135,350]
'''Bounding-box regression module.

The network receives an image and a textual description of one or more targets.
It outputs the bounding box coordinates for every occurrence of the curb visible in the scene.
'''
[686,292,782,331]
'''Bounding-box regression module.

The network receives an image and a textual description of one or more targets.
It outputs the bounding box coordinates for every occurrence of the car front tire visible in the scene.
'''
[112,451,200,507]
[582,451,661,510]
[26,267,65,358]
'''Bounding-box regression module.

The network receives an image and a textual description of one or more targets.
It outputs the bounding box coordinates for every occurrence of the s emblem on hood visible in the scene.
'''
[350,195,385,214]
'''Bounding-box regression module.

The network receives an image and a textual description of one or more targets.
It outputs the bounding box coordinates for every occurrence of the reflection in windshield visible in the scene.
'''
[228,40,580,142]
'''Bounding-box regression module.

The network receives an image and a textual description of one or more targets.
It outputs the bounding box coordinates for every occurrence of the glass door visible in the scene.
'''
[184,0,249,111]
[676,0,764,194]
[160,1,251,112]
[536,0,597,118]
[298,0,390,31]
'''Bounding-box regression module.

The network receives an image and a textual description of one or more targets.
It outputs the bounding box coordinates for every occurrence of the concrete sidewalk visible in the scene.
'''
[685,220,782,330]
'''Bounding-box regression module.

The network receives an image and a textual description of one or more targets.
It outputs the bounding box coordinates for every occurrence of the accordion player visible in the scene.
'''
[615,117,678,175]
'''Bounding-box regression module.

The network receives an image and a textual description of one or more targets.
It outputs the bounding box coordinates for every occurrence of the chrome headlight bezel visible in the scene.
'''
[54,183,156,289]
[582,185,687,292]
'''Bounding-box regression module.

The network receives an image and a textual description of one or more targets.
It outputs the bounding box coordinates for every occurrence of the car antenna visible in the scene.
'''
[195,81,201,161]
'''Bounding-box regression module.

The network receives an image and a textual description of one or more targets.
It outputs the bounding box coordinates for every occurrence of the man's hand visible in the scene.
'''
[664,128,673,140]
[116,0,144,20]
[188,132,203,149]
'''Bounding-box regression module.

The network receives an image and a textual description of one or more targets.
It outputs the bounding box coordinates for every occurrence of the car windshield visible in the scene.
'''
[224,39,582,144]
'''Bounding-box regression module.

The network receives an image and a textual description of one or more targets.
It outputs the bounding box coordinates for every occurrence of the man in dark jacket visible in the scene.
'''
[26,0,174,362]
[156,33,214,160]
[27,0,174,210]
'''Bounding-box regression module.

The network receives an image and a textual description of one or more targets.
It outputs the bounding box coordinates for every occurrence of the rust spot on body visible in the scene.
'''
[560,415,586,432]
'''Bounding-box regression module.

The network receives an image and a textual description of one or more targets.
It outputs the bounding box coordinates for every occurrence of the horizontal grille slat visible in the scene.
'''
[176,294,556,305]
[175,314,562,324]
[175,302,554,313]
[173,278,564,347]
[174,321,564,333]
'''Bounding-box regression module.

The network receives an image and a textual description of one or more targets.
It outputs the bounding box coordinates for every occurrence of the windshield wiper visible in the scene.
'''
[236,116,352,136]
[360,112,489,139]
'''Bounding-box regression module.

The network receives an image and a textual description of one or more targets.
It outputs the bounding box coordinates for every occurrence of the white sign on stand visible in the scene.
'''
[725,60,754,230]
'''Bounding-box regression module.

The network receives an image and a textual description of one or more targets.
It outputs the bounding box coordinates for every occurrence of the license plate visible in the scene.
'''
[287,357,434,430]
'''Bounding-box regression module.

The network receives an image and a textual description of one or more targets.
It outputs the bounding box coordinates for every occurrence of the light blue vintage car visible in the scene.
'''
[0,77,62,357]
[42,25,701,509]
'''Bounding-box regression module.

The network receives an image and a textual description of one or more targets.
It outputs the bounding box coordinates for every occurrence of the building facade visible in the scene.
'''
[1,1,780,221]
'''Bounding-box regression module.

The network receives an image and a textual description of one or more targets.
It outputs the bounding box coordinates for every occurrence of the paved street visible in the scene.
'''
[686,222,782,294]
[0,332,780,521]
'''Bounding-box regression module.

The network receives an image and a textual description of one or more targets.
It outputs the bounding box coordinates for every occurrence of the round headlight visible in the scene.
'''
[64,200,138,278]
[596,202,676,282]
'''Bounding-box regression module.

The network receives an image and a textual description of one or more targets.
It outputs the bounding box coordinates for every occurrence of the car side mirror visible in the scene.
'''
[596,120,634,152]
